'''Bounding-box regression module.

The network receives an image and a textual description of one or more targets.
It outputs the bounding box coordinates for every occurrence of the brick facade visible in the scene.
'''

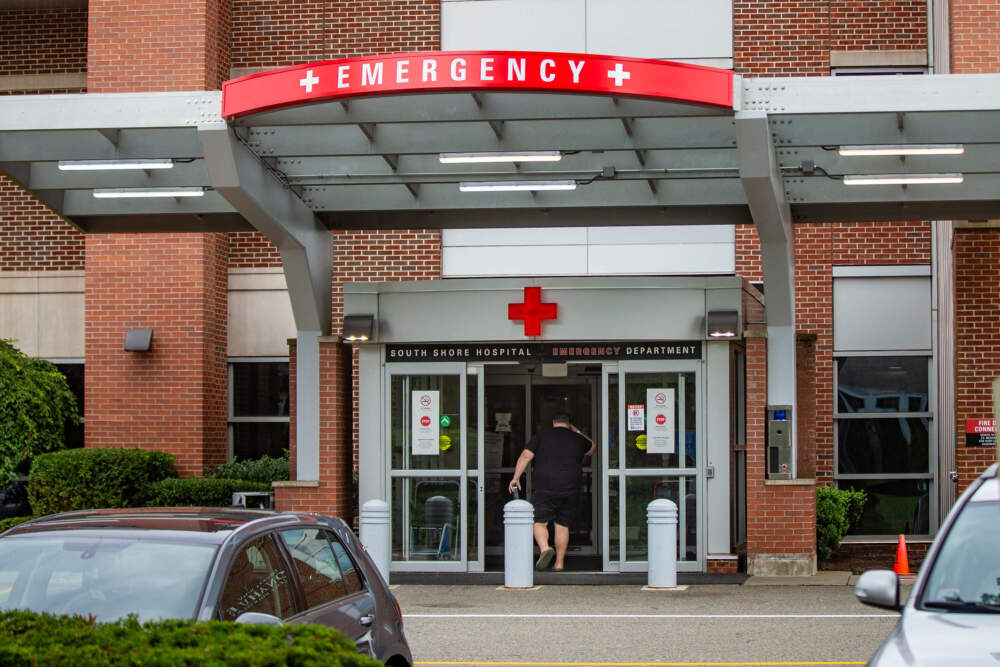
[951,0,1000,73]
[228,231,283,269]
[84,233,229,477]
[0,174,84,272]
[0,8,88,78]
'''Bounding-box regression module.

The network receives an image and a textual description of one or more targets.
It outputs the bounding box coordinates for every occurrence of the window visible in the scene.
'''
[51,361,84,450]
[219,535,295,621]
[835,356,932,535]
[330,538,363,594]
[279,528,347,609]
[228,360,289,460]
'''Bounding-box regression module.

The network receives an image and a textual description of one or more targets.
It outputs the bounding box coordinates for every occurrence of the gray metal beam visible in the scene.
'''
[767,111,1000,147]
[198,122,331,484]
[0,91,222,131]
[74,213,253,233]
[791,201,1000,223]
[736,110,798,477]
[18,159,211,189]
[0,129,204,162]
[784,173,1000,204]
[318,205,754,229]
[55,189,236,217]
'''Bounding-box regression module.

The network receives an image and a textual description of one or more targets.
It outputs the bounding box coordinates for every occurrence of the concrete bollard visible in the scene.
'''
[359,499,391,585]
[503,499,535,588]
[647,498,678,588]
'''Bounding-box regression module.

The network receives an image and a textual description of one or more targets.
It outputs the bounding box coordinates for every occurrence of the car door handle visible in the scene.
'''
[359,614,375,627]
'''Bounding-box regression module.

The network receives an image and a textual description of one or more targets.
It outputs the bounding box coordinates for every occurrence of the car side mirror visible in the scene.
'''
[854,569,901,611]
[234,612,283,626]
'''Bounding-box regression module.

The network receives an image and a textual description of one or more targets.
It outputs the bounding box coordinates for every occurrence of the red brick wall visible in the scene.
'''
[87,0,231,92]
[951,0,1000,73]
[0,174,85,271]
[228,231,283,268]
[0,8,88,78]
[734,1,927,76]
[953,230,1000,489]
[230,0,440,70]
[84,233,229,476]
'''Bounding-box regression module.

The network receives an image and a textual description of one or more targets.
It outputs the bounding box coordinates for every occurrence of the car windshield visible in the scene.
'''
[0,532,217,622]
[920,481,1000,612]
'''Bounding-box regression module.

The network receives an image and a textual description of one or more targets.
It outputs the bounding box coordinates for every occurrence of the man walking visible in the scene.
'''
[508,413,595,571]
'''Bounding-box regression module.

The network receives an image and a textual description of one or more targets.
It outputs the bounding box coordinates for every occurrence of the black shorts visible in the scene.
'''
[532,488,579,527]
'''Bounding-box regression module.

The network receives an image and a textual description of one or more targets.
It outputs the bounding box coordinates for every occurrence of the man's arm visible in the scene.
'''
[571,424,596,457]
[508,448,534,494]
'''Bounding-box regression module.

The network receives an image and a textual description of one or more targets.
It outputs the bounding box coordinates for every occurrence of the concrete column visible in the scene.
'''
[360,499,391,584]
[647,498,678,588]
[504,499,534,588]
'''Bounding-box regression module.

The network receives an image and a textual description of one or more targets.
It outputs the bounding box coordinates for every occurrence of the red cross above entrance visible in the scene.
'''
[508,286,558,337]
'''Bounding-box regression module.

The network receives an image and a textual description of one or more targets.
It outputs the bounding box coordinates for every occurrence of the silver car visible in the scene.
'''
[855,463,1000,666]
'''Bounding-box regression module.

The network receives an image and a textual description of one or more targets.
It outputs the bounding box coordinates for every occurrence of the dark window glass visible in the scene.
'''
[329,537,363,594]
[279,529,346,609]
[54,363,84,449]
[233,363,289,417]
[836,357,928,414]
[219,535,295,621]
[839,478,931,535]
[837,417,929,475]
[232,423,289,461]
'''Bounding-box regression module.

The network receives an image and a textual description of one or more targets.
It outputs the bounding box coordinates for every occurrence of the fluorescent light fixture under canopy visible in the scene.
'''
[440,151,562,164]
[92,187,206,198]
[59,159,175,171]
[838,144,965,156]
[459,180,577,192]
[842,173,964,186]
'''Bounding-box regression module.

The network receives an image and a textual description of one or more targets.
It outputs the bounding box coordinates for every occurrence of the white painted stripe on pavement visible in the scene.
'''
[406,613,897,619]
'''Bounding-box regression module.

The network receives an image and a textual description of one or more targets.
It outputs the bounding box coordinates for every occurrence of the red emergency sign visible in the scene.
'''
[655,414,667,425]
[222,51,734,118]
[420,416,431,427]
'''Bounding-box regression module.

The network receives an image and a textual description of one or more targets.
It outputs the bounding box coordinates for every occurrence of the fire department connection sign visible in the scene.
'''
[221,51,734,118]
[411,390,440,456]
[646,388,675,454]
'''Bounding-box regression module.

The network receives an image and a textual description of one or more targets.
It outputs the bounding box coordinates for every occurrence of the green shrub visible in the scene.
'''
[28,448,176,516]
[816,486,867,561]
[146,477,272,507]
[209,454,290,484]
[0,516,33,533]
[0,610,381,667]
[0,340,80,486]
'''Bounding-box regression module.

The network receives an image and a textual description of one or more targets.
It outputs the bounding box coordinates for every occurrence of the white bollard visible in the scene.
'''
[504,499,535,588]
[360,499,391,585]
[647,498,678,588]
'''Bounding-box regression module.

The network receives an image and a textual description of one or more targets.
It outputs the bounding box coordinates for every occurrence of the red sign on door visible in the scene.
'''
[655,414,667,425]
[420,416,431,427]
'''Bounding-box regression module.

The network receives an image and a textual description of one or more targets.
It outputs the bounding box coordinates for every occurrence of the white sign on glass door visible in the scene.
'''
[627,404,645,431]
[646,388,675,454]
[411,390,440,456]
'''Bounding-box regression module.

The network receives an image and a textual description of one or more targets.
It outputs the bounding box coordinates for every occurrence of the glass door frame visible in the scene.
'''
[385,361,484,572]
[601,359,705,573]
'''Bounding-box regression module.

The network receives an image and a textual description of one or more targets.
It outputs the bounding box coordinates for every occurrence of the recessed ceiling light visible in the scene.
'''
[441,151,562,164]
[842,173,964,186]
[459,180,577,192]
[838,145,965,157]
[92,187,205,198]
[59,159,175,171]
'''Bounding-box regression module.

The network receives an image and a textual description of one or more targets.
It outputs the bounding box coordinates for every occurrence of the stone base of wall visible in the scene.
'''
[747,553,817,576]
[821,539,931,574]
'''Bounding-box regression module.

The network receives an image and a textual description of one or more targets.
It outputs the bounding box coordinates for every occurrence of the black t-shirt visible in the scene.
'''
[526,426,590,494]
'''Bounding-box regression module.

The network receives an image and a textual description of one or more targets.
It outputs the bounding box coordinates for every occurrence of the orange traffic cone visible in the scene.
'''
[893,534,911,575]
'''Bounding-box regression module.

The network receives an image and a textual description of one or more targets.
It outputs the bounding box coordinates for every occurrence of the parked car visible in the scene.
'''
[854,463,1000,666]
[0,508,412,667]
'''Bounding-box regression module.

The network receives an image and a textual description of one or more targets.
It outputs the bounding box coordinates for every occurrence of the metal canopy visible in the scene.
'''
[2,73,1000,232]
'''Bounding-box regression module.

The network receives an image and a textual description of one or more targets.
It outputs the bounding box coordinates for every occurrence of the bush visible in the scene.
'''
[0,340,80,486]
[209,454,290,484]
[146,477,273,507]
[0,516,33,533]
[28,448,176,516]
[0,610,381,667]
[816,486,867,561]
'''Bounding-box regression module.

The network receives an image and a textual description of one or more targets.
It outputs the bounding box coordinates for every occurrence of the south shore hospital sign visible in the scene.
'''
[221,51,733,118]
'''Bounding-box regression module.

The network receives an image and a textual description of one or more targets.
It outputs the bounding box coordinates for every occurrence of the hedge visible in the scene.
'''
[209,455,290,484]
[0,610,381,667]
[145,477,273,507]
[816,486,867,561]
[28,448,176,516]
[0,515,33,533]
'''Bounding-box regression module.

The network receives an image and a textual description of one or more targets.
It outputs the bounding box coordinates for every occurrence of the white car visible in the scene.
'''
[855,463,1000,666]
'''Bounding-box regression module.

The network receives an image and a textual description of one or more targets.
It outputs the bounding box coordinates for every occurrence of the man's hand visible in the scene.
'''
[508,477,521,494]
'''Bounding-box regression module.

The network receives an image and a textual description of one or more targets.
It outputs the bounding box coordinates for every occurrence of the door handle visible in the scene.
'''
[359,614,375,627]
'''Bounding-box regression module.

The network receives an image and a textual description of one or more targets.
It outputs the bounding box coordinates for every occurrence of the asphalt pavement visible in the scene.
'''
[393,574,910,667]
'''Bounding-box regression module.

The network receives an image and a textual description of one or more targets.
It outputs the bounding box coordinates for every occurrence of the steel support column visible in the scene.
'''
[198,123,331,481]
[736,111,798,477]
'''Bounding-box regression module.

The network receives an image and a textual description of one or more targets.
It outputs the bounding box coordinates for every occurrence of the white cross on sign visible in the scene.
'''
[299,70,319,93]
[607,63,631,87]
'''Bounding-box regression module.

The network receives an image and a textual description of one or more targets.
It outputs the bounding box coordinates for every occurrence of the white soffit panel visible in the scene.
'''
[443,227,589,247]
[586,0,733,60]
[441,0,586,52]
[587,225,734,244]
[588,243,734,275]
[442,245,588,277]
[833,277,932,352]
